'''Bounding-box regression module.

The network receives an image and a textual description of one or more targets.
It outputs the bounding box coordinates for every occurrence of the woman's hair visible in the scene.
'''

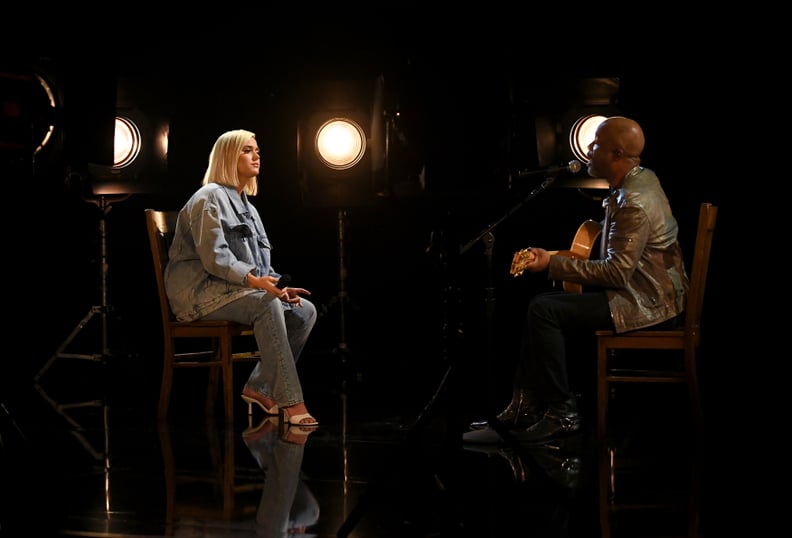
[201,129,258,196]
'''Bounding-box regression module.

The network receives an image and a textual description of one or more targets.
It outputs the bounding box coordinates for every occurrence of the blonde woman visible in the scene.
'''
[165,129,318,428]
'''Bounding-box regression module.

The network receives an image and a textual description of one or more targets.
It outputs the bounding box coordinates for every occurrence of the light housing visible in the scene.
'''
[297,77,386,208]
[89,107,169,196]
[534,78,621,189]
[0,67,60,176]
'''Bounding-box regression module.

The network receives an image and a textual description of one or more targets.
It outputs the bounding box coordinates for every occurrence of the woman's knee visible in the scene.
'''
[301,299,317,321]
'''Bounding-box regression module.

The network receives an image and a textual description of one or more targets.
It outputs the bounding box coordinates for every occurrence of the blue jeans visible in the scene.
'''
[203,292,317,407]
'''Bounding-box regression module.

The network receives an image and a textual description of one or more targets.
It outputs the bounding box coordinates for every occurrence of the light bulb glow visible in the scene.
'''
[314,118,366,170]
[113,116,141,169]
[569,114,607,164]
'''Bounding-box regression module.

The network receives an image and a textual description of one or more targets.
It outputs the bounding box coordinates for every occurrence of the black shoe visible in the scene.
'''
[469,391,522,431]
[469,388,543,430]
[462,426,505,444]
[469,417,496,430]
[512,397,581,445]
[463,444,529,482]
[526,446,583,489]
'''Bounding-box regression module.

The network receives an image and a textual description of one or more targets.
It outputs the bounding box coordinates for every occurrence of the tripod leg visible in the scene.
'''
[34,307,101,382]
[409,364,452,435]
[336,493,373,538]
[1,401,29,445]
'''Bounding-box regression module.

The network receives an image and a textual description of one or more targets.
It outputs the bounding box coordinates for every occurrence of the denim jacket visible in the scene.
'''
[548,166,688,333]
[164,183,281,322]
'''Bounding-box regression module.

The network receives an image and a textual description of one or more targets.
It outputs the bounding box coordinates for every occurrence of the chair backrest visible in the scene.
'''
[682,202,718,344]
[145,209,179,327]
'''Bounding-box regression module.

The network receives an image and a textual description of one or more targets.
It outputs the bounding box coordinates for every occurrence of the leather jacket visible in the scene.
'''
[548,166,688,333]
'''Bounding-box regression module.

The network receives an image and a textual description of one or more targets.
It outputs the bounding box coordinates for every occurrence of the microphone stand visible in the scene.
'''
[453,174,560,419]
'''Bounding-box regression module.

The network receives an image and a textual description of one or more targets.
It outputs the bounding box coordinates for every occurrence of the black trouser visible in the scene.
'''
[516,291,612,405]
[516,290,682,406]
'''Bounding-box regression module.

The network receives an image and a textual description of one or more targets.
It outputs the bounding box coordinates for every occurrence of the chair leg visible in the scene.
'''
[158,346,175,420]
[158,424,176,534]
[685,349,704,434]
[207,366,219,416]
[598,444,613,538]
[597,341,610,441]
[220,335,235,423]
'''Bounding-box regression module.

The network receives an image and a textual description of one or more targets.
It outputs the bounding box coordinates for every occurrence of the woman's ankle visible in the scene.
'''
[284,403,309,416]
[242,387,277,408]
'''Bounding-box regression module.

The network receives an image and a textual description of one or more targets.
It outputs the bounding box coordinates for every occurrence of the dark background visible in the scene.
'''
[3,31,738,429]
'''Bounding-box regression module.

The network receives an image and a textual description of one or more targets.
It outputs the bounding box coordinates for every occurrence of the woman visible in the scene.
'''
[165,129,318,427]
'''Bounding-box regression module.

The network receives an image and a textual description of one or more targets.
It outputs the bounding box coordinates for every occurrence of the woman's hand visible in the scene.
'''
[248,274,285,298]
[248,274,310,305]
[282,286,311,307]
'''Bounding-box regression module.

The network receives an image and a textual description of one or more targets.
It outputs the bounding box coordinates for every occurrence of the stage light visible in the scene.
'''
[315,118,366,170]
[297,77,386,208]
[0,67,60,176]
[85,73,170,194]
[113,115,141,169]
[32,73,57,158]
[534,78,620,189]
[569,113,607,164]
[88,108,168,196]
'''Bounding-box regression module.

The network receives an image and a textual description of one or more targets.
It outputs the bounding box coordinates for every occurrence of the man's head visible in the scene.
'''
[587,116,645,186]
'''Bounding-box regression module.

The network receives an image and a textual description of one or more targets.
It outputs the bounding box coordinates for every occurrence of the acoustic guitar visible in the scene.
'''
[510,219,602,294]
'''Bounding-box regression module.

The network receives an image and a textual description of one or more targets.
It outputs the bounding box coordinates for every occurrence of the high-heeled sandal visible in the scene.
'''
[242,416,280,441]
[279,424,316,445]
[241,389,279,415]
[279,406,319,428]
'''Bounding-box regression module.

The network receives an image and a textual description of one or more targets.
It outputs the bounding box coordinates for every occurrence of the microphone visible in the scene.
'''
[518,159,582,178]
[276,274,292,289]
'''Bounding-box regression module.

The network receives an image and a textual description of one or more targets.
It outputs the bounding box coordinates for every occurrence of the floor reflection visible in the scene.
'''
[244,418,319,537]
[1,352,708,538]
[598,436,702,538]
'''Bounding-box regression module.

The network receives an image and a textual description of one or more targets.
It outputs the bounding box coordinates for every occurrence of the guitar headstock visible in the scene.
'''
[510,248,536,276]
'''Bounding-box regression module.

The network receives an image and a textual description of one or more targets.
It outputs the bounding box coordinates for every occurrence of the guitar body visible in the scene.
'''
[510,219,602,294]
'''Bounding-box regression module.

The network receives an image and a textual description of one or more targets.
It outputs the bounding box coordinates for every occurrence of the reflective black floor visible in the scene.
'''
[3,337,710,538]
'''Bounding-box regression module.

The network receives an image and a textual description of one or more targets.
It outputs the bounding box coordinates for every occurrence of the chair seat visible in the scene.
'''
[595,329,683,337]
[169,320,255,336]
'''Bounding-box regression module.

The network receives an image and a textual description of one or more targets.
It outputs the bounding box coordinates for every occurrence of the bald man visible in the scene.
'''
[465,116,688,445]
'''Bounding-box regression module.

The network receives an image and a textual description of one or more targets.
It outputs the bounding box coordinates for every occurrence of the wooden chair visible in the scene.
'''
[595,202,717,440]
[145,209,260,422]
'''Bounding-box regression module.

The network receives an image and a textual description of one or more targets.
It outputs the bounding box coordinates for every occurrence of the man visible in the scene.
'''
[464,116,688,445]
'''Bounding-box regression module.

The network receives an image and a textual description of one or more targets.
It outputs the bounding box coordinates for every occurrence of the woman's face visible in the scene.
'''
[237,137,260,180]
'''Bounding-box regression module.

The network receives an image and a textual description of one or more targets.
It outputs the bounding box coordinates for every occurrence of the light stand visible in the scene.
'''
[335,208,351,361]
[318,208,356,371]
[34,189,129,461]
